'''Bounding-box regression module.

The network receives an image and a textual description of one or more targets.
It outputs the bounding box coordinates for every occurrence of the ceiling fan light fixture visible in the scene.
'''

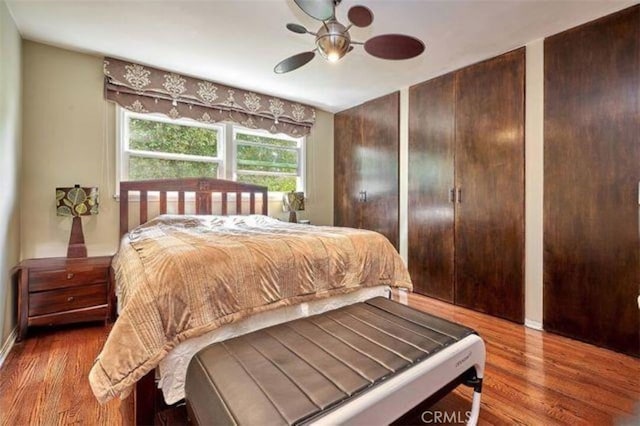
[315,20,350,63]
[327,51,341,63]
[318,40,349,62]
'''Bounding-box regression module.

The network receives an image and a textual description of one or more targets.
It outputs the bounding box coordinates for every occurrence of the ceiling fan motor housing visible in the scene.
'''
[316,20,351,62]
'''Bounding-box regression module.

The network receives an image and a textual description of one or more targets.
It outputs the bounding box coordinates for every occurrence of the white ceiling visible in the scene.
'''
[7,0,637,112]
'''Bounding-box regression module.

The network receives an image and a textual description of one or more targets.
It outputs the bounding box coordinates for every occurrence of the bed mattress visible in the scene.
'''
[158,285,391,404]
[185,297,479,425]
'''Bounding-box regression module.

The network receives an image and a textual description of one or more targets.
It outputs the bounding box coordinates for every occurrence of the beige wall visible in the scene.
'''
[0,0,22,347]
[299,109,334,226]
[21,41,334,259]
[398,87,409,264]
[22,41,118,258]
[524,39,544,327]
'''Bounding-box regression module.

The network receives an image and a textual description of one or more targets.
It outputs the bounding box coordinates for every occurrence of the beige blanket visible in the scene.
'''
[89,215,411,403]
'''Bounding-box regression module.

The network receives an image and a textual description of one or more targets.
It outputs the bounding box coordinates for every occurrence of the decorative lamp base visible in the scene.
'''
[67,216,87,258]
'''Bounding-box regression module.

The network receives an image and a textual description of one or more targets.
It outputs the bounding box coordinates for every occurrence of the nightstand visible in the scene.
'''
[16,256,113,341]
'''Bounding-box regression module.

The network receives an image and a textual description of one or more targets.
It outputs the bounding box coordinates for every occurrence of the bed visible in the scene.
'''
[90,178,483,425]
[90,179,411,424]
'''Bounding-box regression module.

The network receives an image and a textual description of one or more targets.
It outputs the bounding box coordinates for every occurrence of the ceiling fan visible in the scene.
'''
[275,0,425,73]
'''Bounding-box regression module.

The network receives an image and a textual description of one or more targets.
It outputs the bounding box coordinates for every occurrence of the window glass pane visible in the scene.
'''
[236,174,297,192]
[129,157,218,180]
[235,131,298,148]
[129,118,218,157]
[237,144,298,173]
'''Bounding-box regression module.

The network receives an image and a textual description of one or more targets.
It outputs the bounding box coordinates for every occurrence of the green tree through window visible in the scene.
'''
[123,113,303,193]
[235,131,300,192]
[130,118,218,157]
[129,157,219,180]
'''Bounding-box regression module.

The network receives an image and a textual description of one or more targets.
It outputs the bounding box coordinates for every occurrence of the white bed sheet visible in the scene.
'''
[157,285,392,404]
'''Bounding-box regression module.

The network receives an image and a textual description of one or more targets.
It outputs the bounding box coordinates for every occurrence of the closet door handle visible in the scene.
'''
[457,187,462,204]
[358,190,367,203]
[449,188,456,203]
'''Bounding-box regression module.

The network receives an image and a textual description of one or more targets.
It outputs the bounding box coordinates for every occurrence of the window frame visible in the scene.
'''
[117,108,225,185]
[116,107,306,199]
[232,127,305,197]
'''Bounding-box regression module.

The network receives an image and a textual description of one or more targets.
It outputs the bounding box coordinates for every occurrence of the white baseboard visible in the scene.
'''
[0,328,17,369]
[524,319,543,331]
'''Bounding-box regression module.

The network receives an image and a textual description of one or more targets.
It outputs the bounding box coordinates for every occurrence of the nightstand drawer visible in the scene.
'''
[30,267,108,292]
[29,283,108,316]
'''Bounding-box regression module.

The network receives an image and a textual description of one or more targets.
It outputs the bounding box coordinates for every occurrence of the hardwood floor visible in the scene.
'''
[0,323,123,425]
[397,293,640,425]
[0,294,638,425]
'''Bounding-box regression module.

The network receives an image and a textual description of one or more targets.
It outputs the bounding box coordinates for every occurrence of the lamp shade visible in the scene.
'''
[56,185,99,217]
[283,191,305,212]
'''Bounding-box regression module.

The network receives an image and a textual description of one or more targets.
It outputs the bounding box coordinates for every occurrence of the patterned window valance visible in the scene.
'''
[103,57,316,137]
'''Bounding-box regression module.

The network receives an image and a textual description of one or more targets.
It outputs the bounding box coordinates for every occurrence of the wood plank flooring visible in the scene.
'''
[0,323,123,425]
[397,294,640,425]
[0,293,638,425]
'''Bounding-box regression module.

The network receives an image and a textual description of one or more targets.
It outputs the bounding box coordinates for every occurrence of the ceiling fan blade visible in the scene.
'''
[274,51,316,74]
[294,0,334,21]
[286,23,309,34]
[348,5,373,27]
[364,34,425,60]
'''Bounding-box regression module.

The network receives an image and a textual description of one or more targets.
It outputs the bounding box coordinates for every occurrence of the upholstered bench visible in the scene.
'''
[185,297,485,426]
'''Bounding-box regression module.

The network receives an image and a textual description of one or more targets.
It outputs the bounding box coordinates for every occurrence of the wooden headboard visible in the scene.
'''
[119,178,269,237]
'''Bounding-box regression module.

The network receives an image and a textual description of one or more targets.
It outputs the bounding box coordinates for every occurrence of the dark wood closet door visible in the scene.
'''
[544,5,639,357]
[334,105,361,229]
[454,48,525,323]
[408,75,455,301]
[359,92,400,249]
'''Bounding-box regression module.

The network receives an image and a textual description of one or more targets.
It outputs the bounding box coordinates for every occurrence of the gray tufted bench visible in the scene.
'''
[185,297,485,425]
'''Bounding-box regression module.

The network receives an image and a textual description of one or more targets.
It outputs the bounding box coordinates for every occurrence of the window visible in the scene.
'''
[233,129,303,193]
[118,108,305,195]
[120,111,224,181]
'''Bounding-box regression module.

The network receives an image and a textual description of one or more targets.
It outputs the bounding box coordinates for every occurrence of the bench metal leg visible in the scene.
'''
[467,390,482,426]
[463,370,483,426]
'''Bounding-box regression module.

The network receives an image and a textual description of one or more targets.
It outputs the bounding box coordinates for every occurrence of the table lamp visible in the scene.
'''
[56,185,99,258]
[283,191,305,223]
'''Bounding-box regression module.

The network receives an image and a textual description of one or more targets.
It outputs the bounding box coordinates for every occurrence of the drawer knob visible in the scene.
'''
[67,296,75,302]
[66,273,74,280]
